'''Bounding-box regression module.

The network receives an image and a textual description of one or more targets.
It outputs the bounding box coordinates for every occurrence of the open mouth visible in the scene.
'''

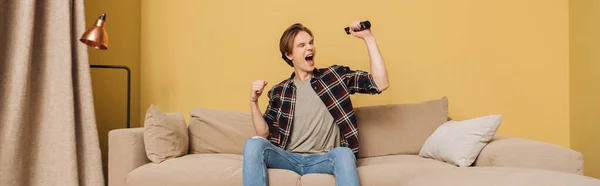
[305,54,314,62]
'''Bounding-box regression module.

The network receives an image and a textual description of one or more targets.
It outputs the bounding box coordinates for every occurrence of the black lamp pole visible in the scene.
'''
[90,65,131,128]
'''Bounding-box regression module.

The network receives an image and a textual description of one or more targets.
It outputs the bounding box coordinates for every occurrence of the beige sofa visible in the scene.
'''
[109,97,600,186]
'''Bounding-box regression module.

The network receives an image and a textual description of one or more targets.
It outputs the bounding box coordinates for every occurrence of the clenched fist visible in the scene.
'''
[250,80,268,102]
[348,20,373,40]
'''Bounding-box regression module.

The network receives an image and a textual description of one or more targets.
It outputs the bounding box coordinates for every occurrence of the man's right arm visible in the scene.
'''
[250,80,270,139]
[250,101,269,138]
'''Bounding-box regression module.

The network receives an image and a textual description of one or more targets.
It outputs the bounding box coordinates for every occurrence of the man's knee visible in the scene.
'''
[330,147,356,161]
[243,136,270,155]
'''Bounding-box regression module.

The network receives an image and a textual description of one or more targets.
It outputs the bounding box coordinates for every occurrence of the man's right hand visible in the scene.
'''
[250,80,268,102]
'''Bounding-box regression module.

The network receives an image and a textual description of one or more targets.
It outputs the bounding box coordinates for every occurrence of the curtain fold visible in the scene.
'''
[0,0,105,185]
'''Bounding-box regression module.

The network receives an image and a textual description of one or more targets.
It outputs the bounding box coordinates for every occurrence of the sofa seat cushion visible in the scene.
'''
[300,155,600,186]
[357,155,457,186]
[400,167,600,186]
[299,155,457,186]
[356,154,456,168]
[126,154,300,186]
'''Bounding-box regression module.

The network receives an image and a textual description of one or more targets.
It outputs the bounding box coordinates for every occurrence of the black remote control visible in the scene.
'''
[345,21,371,35]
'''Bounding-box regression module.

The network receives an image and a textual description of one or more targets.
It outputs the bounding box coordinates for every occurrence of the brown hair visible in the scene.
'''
[279,23,313,67]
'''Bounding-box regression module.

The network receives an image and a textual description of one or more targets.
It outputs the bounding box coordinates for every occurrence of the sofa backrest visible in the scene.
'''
[188,108,254,154]
[188,97,448,158]
[355,97,448,158]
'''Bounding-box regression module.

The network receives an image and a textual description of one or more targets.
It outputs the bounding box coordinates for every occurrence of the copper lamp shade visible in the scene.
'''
[80,13,108,50]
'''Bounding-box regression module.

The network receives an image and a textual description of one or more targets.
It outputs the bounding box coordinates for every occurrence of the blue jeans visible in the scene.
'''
[242,137,360,186]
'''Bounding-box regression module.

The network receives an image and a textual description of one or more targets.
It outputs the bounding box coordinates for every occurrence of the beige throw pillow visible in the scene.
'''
[419,114,502,167]
[143,104,189,163]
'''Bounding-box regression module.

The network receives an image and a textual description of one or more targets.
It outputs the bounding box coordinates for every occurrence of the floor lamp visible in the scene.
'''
[80,13,131,128]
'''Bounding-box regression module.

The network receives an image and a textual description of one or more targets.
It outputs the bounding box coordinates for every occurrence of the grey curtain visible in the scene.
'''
[0,0,105,185]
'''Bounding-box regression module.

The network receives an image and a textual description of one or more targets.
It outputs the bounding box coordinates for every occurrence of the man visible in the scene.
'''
[243,20,389,186]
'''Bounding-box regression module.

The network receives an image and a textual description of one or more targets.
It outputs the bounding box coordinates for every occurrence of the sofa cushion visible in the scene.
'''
[299,155,600,186]
[355,97,448,158]
[126,154,300,186]
[475,137,584,175]
[399,167,600,186]
[188,97,448,157]
[143,104,188,163]
[188,108,255,154]
[356,155,456,186]
[300,174,335,186]
[299,155,456,186]
[356,154,456,168]
[419,115,502,167]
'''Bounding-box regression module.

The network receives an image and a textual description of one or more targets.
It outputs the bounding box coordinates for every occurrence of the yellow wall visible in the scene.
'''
[570,0,600,178]
[85,0,141,182]
[85,0,600,179]
[140,0,570,147]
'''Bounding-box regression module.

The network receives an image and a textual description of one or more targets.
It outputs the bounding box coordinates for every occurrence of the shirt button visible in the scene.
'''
[313,86,317,90]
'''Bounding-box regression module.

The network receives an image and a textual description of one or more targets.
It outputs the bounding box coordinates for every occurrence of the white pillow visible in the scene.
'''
[418,115,502,167]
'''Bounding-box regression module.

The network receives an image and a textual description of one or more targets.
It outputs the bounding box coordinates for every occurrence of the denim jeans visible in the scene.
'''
[242,136,360,186]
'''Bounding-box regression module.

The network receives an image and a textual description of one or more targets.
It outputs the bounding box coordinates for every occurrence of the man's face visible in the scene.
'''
[286,31,315,72]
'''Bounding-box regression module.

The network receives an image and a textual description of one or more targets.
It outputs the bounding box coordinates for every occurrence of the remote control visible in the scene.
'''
[345,21,371,35]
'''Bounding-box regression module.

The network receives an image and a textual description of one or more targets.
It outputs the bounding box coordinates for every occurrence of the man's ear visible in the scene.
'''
[285,52,293,61]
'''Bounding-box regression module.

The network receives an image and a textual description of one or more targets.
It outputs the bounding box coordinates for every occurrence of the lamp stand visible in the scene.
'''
[90,65,131,128]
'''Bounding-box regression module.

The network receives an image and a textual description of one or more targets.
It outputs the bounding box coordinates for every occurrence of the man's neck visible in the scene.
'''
[294,68,313,81]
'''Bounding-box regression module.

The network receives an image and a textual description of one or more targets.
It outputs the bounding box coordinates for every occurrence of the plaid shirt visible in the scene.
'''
[263,65,381,157]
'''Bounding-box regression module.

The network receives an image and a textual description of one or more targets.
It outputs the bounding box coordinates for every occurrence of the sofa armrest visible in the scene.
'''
[474,137,584,175]
[109,128,150,186]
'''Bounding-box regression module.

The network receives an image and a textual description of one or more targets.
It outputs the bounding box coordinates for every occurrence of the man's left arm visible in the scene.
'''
[349,20,389,91]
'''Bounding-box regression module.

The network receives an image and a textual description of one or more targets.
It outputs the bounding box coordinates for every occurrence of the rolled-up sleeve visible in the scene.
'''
[337,65,381,94]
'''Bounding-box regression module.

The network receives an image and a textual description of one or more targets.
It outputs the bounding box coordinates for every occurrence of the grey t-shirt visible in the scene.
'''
[286,78,341,154]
